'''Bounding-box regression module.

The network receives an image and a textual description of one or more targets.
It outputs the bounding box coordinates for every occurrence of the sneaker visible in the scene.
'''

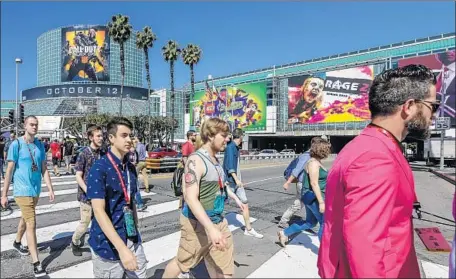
[244,228,264,239]
[71,241,82,257]
[13,241,29,256]
[33,261,47,277]
[277,230,288,247]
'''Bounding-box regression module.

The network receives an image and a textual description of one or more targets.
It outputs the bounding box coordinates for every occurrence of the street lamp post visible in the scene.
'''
[15,58,23,135]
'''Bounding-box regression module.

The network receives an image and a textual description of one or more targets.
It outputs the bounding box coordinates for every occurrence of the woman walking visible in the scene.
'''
[278,137,331,246]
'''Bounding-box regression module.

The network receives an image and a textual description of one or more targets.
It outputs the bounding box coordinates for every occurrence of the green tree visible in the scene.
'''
[181,44,202,124]
[136,26,157,144]
[107,14,132,116]
[162,40,181,145]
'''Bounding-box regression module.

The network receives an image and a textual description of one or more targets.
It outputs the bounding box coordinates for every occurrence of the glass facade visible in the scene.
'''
[37,25,144,87]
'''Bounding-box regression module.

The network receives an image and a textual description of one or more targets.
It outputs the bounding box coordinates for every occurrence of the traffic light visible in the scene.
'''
[8,110,14,123]
[19,104,25,123]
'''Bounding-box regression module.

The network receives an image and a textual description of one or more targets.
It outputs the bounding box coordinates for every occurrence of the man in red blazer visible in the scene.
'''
[318,64,440,278]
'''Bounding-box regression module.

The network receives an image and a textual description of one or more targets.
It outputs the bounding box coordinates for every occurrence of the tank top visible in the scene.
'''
[182,148,227,224]
[302,159,328,199]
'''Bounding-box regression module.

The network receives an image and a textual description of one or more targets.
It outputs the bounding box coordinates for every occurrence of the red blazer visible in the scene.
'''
[317,125,420,278]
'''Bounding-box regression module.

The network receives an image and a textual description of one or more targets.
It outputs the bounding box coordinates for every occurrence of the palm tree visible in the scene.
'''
[136,26,157,144]
[182,44,202,125]
[162,40,181,145]
[107,14,132,116]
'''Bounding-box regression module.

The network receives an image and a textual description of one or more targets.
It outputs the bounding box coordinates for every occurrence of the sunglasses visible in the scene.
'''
[415,99,440,114]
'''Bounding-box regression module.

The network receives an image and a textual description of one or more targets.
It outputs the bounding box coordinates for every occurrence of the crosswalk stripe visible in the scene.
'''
[1,174,76,184]
[1,192,157,220]
[421,260,449,278]
[1,180,75,192]
[1,199,180,252]
[8,188,78,199]
[47,213,256,278]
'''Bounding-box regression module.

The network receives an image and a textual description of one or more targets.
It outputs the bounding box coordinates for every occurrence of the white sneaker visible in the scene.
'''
[244,228,264,239]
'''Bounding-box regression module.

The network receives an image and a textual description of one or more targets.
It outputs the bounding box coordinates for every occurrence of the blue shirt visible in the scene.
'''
[86,149,141,261]
[292,151,311,183]
[7,138,46,197]
[135,142,147,161]
[223,141,240,187]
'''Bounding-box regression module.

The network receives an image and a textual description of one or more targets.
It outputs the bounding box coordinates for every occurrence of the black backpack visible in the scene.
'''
[171,167,184,197]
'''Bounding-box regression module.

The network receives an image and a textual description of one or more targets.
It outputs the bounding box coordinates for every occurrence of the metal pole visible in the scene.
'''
[15,62,19,135]
[439,66,448,170]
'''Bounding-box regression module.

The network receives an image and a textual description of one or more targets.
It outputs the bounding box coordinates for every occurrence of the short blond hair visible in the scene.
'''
[200,118,230,144]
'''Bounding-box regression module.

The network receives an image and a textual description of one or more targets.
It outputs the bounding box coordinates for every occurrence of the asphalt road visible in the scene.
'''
[0,158,453,278]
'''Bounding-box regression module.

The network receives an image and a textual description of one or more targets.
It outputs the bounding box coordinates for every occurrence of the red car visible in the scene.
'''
[148,147,178,159]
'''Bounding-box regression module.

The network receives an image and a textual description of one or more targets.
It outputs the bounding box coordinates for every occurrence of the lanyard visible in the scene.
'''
[107,153,131,204]
[23,137,37,167]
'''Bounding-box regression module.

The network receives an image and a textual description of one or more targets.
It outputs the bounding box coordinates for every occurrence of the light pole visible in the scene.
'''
[15,58,23,135]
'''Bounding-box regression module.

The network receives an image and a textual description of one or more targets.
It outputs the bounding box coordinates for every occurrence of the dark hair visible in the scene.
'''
[369,64,436,118]
[310,137,331,160]
[186,130,196,139]
[87,125,102,138]
[232,128,244,139]
[107,117,133,137]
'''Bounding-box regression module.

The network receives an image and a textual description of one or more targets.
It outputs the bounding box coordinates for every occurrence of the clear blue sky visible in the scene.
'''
[1,1,455,100]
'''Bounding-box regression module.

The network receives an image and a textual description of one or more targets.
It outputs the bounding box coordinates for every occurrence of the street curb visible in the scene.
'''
[429,169,456,185]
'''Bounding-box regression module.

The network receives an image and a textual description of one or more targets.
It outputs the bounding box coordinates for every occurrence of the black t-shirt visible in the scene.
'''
[63,141,74,156]
[0,142,4,157]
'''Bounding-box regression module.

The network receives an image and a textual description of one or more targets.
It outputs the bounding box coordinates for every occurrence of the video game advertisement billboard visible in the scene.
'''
[190,82,267,132]
[398,50,455,126]
[61,25,110,82]
[288,66,374,124]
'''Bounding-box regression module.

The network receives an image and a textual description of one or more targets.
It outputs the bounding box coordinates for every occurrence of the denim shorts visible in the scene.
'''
[230,185,248,204]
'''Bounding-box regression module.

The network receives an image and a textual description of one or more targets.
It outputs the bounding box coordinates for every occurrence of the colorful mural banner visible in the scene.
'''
[398,50,455,126]
[190,82,267,132]
[61,25,110,82]
[288,66,374,124]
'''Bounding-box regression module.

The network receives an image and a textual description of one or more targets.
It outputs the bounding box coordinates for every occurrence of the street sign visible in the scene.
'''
[435,117,451,130]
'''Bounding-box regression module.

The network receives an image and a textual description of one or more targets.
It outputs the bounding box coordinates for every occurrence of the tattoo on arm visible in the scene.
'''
[184,159,198,187]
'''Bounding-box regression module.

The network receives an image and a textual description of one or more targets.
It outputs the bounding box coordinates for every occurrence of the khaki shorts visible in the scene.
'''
[177,214,234,275]
[136,161,147,172]
[14,197,39,223]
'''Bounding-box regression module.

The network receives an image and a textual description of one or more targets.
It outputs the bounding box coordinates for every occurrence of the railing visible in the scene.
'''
[145,154,300,171]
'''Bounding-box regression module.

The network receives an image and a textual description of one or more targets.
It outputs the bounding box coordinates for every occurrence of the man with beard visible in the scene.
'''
[290,77,325,123]
[317,65,439,278]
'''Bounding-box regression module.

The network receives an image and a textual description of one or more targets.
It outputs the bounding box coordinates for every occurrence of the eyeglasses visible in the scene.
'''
[415,99,440,114]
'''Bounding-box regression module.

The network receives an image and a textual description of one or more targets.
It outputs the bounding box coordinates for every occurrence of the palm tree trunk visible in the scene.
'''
[190,63,195,126]
[170,61,175,146]
[145,47,151,146]
[119,43,125,116]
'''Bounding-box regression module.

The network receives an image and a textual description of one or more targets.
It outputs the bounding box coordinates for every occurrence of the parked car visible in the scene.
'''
[258,149,278,156]
[249,149,260,155]
[148,147,179,159]
[280,149,295,155]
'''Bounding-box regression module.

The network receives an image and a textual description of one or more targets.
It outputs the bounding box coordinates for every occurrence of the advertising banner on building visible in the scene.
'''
[190,82,267,132]
[288,66,374,124]
[61,25,110,82]
[398,50,455,126]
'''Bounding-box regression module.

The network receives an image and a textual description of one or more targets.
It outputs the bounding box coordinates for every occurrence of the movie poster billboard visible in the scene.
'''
[288,66,374,124]
[190,82,267,132]
[398,50,455,126]
[61,25,110,82]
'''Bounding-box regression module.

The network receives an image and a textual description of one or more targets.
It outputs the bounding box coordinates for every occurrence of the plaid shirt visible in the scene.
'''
[74,146,105,203]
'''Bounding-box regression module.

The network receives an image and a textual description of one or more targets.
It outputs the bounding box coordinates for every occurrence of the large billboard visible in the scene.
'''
[190,82,267,132]
[288,66,374,124]
[398,50,455,126]
[22,84,148,101]
[61,25,110,82]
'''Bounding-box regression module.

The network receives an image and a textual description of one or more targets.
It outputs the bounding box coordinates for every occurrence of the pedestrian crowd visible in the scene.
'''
[1,64,455,278]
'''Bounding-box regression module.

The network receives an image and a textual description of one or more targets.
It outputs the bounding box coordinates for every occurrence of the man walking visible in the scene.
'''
[63,136,74,175]
[135,137,149,193]
[0,137,5,179]
[49,139,61,177]
[223,128,263,239]
[163,118,246,279]
[1,116,55,277]
[87,117,147,278]
[318,65,439,278]
[71,125,105,257]
[181,130,196,165]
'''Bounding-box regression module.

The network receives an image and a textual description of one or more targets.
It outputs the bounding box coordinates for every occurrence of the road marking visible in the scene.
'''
[8,189,78,200]
[1,199,180,252]
[421,260,449,278]
[1,174,76,183]
[244,176,283,186]
[1,192,157,220]
[1,180,75,192]
[47,213,256,278]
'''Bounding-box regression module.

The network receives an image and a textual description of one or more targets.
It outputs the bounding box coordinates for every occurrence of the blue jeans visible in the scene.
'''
[283,199,324,241]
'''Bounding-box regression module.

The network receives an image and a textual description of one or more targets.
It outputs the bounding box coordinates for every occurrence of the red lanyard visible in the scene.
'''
[107,153,131,204]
